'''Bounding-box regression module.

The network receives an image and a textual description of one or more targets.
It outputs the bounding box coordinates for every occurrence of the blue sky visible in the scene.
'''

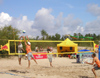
[0,0,98,20]
[0,0,100,37]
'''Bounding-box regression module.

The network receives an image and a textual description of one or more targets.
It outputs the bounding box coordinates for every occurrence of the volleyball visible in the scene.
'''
[22,30,26,33]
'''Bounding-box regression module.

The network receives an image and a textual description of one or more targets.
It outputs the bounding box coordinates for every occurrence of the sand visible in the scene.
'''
[0,56,100,78]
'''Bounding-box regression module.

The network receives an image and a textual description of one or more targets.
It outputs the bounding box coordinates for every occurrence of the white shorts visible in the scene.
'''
[27,52,34,60]
[18,50,22,58]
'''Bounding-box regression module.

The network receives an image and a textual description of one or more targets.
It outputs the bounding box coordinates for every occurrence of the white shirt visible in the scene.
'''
[35,47,38,50]
[18,43,23,51]
[47,51,52,58]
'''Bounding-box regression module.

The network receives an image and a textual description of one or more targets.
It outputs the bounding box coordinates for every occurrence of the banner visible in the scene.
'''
[81,53,93,63]
[33,52,47,59]
[82,54,92,58]
[0,43,9,51]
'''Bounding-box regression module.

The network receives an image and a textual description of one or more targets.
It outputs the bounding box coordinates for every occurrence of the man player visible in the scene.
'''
[18,36,25,65]
[23,36,37,68]
[86,53,100,78]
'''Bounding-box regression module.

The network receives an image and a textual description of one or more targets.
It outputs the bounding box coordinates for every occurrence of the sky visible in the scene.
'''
[0,0,100,38]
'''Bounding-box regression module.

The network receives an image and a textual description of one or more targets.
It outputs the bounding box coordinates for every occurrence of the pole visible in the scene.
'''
[99,41,100,60]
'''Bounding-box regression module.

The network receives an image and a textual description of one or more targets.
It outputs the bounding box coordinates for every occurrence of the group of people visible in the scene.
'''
[35,45,43,52]
[18,36,100,78]
[18,36,38,68]
[18,36,54,68]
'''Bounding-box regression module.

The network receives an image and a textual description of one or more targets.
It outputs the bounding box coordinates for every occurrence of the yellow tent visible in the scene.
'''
[57,38,78,54]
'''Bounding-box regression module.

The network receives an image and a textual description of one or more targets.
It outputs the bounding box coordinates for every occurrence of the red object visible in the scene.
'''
[2,45,8,50]
[32,52,47,59]
[95,45,99,48]
[68,55,71,58]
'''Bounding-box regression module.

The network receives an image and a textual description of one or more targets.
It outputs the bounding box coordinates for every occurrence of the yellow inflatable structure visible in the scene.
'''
[57,38,78,54]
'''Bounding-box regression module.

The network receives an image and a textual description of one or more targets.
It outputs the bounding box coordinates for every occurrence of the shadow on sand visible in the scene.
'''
[79,76,94,78]
[9,70,29,74]
[71,62,81,64]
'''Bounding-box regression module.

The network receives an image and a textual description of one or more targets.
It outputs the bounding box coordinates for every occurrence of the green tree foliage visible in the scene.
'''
[0,25,20,44]
[51,35,55,40]
[55,33,61,40]
[0,25,20,54]
[36,36,39,40]
[41,29,48,40]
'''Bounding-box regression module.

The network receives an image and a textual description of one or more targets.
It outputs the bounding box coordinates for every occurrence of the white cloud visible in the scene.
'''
[87,4,100,16]
[0,12,12,22]
[83,4,100,35]
[0,12,38,36]
[55,12,63,29]
[0,8,84,37]
[0,12,12,27]
[62,14,83,34]
[84,17,100,34]
[32,8,63,35]
[22,16,27,21]
[32,8,55,31]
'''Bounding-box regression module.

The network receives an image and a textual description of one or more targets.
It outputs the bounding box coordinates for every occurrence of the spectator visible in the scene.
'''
[35,45,39,52]
[47,46,50,52]
[40,46,43,52]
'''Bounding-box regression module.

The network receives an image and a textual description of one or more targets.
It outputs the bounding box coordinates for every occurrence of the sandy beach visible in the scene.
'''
[0,56,100,78]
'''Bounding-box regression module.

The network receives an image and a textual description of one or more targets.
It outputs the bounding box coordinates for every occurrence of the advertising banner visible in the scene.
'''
[33,52,47,59]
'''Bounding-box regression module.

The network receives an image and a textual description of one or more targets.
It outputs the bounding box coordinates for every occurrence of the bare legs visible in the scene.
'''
[18,58,21,65]
[28,60,30,68]
[92,68,97,78]
[27,58,37,68]
[50,62,53,67]
[33,58,38,64]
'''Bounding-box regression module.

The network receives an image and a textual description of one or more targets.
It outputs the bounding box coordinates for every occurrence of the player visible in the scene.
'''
[18,36,25,65]
[85,53,100,78]
[23,36,38,68]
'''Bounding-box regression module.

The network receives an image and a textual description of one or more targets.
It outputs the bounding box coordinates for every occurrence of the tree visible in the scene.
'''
[48,35,52,40]
[51,35,55,40]
[0,25,20,45]
[55,33,61,40]
[0,25,20,54]
[74,33,77,36]
[41,29,48,40]
[36,36,39,40]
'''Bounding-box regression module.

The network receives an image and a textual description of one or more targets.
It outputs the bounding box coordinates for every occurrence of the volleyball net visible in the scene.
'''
[0,40,94,56]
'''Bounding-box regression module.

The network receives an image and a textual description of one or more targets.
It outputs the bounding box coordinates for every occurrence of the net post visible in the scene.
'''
[15,41,16,54]
[99,41,100,60]
[8,40,10,55]
[57,52,58,57]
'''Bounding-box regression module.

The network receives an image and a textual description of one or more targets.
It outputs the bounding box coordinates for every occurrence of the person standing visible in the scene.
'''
[23,36,38,68]
[35,45,39,52]
[40,46,43,52]
[47,47,53,67]
[18,36,25,65]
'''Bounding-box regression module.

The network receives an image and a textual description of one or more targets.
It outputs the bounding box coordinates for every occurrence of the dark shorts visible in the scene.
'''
[94,66,100,70]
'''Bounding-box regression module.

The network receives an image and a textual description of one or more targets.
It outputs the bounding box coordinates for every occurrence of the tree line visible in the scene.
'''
[0,25,100,43]
[0,25,100,55]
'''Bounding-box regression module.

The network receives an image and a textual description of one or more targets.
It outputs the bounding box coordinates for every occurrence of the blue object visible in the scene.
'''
[76,49,93,63]
[78,49,93,55]
[99,46,100,60]
[0,72,32,78]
